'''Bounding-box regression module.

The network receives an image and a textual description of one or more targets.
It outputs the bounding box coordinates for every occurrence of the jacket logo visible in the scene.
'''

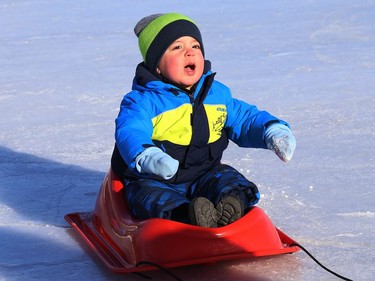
[212,113,226,132]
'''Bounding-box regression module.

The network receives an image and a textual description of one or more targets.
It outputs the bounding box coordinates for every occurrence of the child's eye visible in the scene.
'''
[171,45,182,50]
[192,44,201,49]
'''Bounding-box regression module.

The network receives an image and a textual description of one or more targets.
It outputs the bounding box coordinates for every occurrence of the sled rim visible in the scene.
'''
[65,211,299,274]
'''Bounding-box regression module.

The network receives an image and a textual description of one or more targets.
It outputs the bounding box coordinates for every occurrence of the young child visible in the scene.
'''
[111,13,296,228]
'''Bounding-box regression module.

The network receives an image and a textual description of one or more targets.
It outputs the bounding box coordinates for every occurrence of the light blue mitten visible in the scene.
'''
[264,123,296,162]
[135,147,179,180]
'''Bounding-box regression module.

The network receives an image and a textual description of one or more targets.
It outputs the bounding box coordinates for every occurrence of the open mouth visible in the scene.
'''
[185,64,196,71]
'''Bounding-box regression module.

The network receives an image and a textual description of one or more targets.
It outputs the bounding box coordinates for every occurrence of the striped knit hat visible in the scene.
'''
[134,13,204,71]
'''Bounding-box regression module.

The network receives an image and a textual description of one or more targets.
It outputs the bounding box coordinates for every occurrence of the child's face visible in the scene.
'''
[157,36,204,90]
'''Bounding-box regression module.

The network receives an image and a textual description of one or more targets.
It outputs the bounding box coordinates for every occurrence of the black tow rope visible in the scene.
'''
[291,243,353,281]
[135,261,184,281]
[134,243,353,281]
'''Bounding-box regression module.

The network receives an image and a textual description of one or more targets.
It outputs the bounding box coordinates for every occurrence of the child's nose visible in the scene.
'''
[185,47,195,56]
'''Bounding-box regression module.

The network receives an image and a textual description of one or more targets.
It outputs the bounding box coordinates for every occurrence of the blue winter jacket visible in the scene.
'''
[111,61,288,183]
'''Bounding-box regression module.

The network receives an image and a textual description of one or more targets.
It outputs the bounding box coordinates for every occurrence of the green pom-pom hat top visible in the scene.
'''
[134,13,204,71]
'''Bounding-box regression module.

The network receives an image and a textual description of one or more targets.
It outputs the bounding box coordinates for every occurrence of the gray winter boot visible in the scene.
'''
[189,197,220,228]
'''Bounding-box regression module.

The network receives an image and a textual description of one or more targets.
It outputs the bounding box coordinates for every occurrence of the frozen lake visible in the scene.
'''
[1,0,374,280]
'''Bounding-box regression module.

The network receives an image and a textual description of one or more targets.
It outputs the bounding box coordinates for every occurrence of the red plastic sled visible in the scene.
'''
[65,168,299,274]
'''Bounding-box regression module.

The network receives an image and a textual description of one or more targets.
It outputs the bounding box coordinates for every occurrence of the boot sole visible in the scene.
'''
[189,197,220,228]
[216,196,243,227]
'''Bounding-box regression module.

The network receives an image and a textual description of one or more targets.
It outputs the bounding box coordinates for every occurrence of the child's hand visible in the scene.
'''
[135,147,179,179]
[264,123,296,162]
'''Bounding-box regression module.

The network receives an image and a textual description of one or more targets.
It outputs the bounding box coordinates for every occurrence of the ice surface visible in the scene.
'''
[1,0,374,280]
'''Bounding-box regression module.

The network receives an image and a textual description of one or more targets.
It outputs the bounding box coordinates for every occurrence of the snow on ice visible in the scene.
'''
[1,0,374,280]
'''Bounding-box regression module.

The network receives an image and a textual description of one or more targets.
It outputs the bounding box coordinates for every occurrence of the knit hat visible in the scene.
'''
[134,13,204,71]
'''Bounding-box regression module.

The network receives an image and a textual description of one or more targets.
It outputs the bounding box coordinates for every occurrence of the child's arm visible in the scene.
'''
[114,93,155,170]
[225,97,296,161]
[114,92,179,178]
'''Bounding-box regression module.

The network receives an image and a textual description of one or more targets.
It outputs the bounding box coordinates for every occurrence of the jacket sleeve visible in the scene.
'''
[115,92,155,169]
[225,96,289,149]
